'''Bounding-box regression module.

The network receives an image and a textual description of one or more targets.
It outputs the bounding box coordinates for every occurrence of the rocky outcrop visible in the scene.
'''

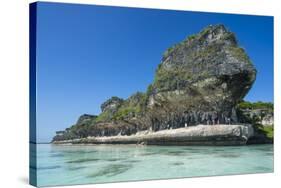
[52,24,261,145]
[101,97,124,112]
[236,101,274,126]
[76,114,97,125]
[238,108,274,126]
[261,114,273,126]
[147,24,256,130]
[235,101,274,144]
[52,124,254,146]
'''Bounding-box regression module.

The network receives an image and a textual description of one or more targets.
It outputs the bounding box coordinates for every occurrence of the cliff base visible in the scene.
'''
[52,124,254,146]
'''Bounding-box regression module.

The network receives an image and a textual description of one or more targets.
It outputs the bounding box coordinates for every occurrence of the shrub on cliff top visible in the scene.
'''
[238,101,273,110]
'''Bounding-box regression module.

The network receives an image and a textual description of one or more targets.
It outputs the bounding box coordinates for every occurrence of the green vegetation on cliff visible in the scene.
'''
[95,111,111,122]
[227,46,252,64]
[237,101,273,142]
[238,101,273,110]
[259,126,273,139]
[113,92,148,120]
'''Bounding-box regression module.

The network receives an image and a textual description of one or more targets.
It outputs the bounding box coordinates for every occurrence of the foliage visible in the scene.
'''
[100,96,124,112]
[199,26,212,37]
[193,43,221,59]
[186,34,196,41]
[236,100,274,140]
[221,32,236,43]
[227,46,251,64]
[154,64,193,91]
[259,126,274,139]
[146,84,154,95]
[236,101,273,127]
[113,106,140,120]
[238,101,273,110]
[112,92,148,120]
[95,111,111,122]
[163,42,184,58]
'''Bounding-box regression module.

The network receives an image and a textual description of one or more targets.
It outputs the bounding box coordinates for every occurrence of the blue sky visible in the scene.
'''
[35,2,273,142]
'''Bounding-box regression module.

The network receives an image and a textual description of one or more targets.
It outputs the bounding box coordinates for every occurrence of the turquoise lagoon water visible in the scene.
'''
[34,144,273,187]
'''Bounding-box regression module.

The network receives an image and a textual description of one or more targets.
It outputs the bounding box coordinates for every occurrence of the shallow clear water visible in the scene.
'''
[33,144,273,187]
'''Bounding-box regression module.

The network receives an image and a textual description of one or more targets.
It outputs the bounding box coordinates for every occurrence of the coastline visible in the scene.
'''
[52,124,254,146]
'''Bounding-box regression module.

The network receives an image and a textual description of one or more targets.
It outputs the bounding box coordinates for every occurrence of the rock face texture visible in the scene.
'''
[238,108,274,126]
[147,24,256,131]
[52,24,259,145]
[76,114,97,125]
[101,97,124,114]
[52,124,254,146]
[235,101,274,144]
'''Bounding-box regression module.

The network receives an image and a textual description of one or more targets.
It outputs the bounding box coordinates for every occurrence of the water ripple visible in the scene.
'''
[87,164,133,178]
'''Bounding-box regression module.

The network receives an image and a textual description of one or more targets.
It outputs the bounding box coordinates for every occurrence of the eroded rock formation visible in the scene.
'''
[147,24,256,131]
[52,24,260,144]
